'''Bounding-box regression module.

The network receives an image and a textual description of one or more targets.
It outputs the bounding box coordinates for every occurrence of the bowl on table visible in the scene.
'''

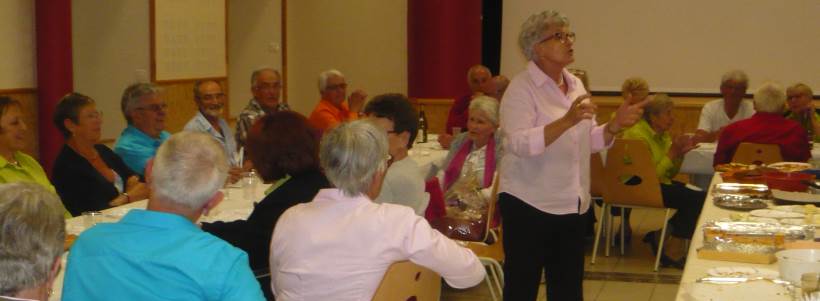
[763,171,815,192]
[775,249,820,284]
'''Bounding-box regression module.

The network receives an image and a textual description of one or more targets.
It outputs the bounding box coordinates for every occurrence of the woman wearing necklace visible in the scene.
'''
[0,97,71,218]
[52,93,148,216]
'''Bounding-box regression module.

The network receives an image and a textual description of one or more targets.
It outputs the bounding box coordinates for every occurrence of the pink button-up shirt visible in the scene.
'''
[270,188,485,300]
[499,61,608,215]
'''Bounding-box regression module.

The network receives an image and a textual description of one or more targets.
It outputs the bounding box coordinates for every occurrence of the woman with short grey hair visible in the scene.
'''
[270,120,485,300]
[0,182,66,300]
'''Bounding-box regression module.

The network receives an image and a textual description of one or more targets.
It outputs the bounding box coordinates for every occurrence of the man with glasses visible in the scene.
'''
[184,80,242,183]
[308,69,368,132]
[114,82,170,177]
[235,68,289,149]
[695,69,755,142]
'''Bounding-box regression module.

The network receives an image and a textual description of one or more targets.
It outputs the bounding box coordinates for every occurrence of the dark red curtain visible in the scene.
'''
[408,0,482,99]
[35,0,73,175]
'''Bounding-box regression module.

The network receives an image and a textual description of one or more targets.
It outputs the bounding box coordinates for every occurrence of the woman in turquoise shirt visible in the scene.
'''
[0,96,71,217]
[621,93,705,268]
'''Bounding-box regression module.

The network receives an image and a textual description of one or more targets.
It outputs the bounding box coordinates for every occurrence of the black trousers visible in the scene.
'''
[499,193,585,301]
[660,181,706,239]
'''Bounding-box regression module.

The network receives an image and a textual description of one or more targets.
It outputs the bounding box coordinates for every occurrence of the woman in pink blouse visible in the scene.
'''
[498,10,645,300]
[269,120,485,300]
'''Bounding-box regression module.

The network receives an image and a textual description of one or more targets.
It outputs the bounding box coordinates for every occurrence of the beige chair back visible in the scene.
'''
[372,261,441,301]
[732,142,784,165]
[590,153,605,198]
[602,139,664,208]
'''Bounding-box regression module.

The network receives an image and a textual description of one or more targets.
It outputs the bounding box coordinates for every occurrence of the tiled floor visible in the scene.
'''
[442,206,684,300]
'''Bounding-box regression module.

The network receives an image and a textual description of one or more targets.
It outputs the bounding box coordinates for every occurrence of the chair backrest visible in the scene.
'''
[602,139,664,208]
[589,153,605,198]
[371,261,442,301]
[732,142,784,165]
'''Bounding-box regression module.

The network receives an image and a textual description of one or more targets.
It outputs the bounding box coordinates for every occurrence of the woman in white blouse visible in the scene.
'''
[269,120,485,301]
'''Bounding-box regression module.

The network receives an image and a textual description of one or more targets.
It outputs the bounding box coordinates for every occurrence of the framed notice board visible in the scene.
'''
[151,0,227,82]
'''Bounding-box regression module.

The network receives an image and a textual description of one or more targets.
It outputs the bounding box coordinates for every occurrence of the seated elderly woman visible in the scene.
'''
[0,96,70,218]
[202,111,329,274]
[622,93,705,267]
[0,182,65,301]
[270,120,485,300]
[438,96,502,198]
[714,82,811,165]
[784,83,819,142]
[52,93,148,216]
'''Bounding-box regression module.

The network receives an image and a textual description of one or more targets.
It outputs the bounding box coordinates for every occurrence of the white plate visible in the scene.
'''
[767,161,812,172]
[771,189,820,203]
[749,209,804,219]
[707,266,779,279]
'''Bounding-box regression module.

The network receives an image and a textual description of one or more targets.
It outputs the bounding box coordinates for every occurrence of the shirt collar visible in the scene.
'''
[124,125,166,143]
[118,209,200,232]
[192,111,227,137]
[0,152,21,169]
[752,111,786,120]
[526,61,575,90]
[313,188,371,204]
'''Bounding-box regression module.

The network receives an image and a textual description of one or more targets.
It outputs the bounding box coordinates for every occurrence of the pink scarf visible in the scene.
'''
[443,134,496,191]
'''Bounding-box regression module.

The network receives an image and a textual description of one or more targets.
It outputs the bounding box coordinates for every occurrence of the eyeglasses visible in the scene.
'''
[199,93,225,101]
[136,103,168,113]
[787,94,807,100]
[253,82,282,91]
[325,83,348,91]
[540,31,576,44]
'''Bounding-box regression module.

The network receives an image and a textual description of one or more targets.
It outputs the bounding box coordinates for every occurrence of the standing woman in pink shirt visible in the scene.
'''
[498,10,646,300]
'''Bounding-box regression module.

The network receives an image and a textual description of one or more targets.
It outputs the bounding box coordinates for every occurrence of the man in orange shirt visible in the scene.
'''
[308,69,368,131]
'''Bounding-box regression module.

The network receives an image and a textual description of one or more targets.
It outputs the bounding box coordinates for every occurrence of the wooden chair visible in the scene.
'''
[371,261,441,301]
[591,139,673,271]
[462,172,504,301]
[732,142,784,165]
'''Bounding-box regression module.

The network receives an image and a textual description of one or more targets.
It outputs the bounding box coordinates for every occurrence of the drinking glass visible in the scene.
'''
[82,211,103,229]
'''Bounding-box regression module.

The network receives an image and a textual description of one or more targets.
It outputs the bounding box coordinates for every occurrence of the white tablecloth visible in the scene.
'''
[409,134,449,180]
[680,143,820,175]
[674,175,796,301]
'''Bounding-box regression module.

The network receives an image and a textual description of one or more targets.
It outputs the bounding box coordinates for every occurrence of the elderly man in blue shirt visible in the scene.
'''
[63,131,265,300]
[184,80,242,183]
[113,83,171,177]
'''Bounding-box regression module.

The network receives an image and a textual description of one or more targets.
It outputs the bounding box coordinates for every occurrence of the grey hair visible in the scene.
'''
[469,96,500,126]
[643,93,674,122]
[518,10,570,61]
[150,131,228,209]
[467,65,490,82]
[250,67,281,86]
[753,81,786,113]
[0,183,65,296]
[121,82,161,124]
[720,70,749,87]
[192,79,220,100]
[787,83,814,97]
[319,120,389,197]
[318,69,345,92]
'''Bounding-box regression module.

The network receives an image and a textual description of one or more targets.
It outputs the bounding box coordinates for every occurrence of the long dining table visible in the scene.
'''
[50,145,449,300]
[674,175,813,301]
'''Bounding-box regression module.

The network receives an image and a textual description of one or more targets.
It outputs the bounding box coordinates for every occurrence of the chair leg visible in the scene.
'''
[487,261,503,300]
[484,271,497,301]
[606,204,613,257]
[491,260,504,288]
[620,207,626,255]
[654,209,673,272]
[591,203,607,264]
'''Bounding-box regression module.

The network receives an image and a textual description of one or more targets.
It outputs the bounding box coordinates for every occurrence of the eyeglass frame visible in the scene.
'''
[539,31,577,45]
[135,103,168,113]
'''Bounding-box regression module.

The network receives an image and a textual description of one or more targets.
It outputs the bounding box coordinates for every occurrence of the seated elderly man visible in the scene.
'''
[364,93,428,215]
[270,120,485,300]
[184,80,242,182]
[695,70,755,142]
[714,82,811,165]
[785,83,819,142]
[113,83,170,176]
[308,69,367,131]
[0,183,65,301]
[63,132,264,300]
[236,68,290,149]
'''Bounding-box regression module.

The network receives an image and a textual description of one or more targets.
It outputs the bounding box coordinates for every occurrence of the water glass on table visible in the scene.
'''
[81,211,103,229]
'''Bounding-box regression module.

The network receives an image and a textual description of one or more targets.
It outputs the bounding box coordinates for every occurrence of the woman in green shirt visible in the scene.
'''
[621,93,705,268]
[0,96,71,218]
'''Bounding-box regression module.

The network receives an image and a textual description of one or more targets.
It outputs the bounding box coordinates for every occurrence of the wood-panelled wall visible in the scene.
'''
[0,89,40,158]
[413,95,725,138]
[156,78,229,133]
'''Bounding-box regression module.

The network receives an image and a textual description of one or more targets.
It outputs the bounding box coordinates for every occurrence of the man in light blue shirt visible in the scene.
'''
[113,83,171,176]
[63,132,265,301]
[184,80,239,166]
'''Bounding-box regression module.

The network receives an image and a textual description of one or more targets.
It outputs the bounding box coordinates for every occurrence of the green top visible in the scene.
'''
[0,151,72,218]
[785,111,820,143]
[621,119,681,185]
